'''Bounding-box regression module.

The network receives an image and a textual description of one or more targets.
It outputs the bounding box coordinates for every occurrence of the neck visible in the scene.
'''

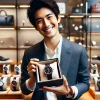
[44,34,61,51]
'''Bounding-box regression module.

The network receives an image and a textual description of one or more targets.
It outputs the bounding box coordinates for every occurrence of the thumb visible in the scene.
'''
[62,75,68,87]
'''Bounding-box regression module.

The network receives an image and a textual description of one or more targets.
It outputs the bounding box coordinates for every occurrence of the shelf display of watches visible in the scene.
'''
[97,77,100,91]
[11,77,18,91]
[0,77,4,91]
[44,64,53,80]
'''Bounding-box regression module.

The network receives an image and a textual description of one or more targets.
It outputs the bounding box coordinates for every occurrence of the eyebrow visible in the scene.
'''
[35,13,53,22]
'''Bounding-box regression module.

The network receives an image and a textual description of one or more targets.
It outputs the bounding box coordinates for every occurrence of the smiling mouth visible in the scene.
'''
[43,25,54,32]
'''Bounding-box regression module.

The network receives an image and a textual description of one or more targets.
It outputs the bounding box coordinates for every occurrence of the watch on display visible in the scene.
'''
[3,66,8,74]
[11,77,17,91]
[15,67,19,74]
[44,64,53,80]
[75,8,79,13]
[97,77,100,91]
[0,77,4,91]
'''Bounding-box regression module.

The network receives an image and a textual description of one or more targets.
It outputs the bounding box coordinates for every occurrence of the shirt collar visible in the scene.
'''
[44,36,62,56]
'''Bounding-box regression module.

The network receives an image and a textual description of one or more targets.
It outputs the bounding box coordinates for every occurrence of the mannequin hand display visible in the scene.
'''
[40,75,75,96]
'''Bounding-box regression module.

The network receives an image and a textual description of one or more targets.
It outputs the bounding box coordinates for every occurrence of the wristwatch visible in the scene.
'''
[92,64,97,74]
[66,86,74,98]
[0,77,4,91]
[44,64,53,80]
[97,77,100,91]
[11,77,17,91]
[3,66,8,74]
[15,66,19,74]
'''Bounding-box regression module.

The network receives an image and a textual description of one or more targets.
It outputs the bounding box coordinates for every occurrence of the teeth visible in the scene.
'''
[44,26,53,32]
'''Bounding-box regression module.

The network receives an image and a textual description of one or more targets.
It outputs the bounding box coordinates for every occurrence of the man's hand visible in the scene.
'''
[40,75,71,95]
[27,58,39,77]
[27,58,40,89]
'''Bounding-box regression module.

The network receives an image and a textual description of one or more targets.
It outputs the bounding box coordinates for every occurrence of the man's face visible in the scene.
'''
[34,7,60,39]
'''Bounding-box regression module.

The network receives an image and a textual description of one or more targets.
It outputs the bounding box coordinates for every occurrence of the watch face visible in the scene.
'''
[12,81,17,86]
[44,64,53,75]
[0,81,4,86]
[3,67,8,71]
[75,9,79,13]
[15,67,19,71]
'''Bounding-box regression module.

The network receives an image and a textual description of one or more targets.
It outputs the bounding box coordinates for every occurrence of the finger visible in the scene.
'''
[27,64,36,72]
[30,58,39,61]
[27,61,40,69]
[62,75,69,90]
[62,75,68,85]
[28,69,34,77]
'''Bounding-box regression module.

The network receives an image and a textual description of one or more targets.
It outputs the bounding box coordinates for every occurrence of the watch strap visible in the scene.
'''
[0,77,4,91]
[47,74,52,80]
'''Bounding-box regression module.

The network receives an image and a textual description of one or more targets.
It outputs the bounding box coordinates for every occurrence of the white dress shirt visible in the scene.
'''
[26,36,78,99]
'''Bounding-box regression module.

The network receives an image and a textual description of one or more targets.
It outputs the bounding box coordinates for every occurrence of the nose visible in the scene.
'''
[43,18,50,27]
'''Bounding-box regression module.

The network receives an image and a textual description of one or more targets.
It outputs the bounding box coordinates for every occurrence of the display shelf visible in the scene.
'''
[89,84,100,100]
[18,46,30,50]
[0,89,24,99]
[0,60,17,65]
[0,26,16,30]
[0,3,16,9]
[18,26,35,30]
[68,13,89,18]
[87,46,100,50]
[0,46,17,50]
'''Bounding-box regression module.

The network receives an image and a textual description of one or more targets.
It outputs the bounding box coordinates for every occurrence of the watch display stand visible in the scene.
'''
[36,58,63,88]
[0,77,7,92]
[10,76,20,91]
[90,64,99,84]
[3,64,11,75]
[93,77,100,91]
[14,64,21,76]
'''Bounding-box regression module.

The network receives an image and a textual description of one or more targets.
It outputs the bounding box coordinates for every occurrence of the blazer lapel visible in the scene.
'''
[60,38,72,76]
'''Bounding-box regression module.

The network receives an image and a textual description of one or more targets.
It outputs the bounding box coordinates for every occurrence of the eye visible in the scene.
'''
[47,15,52,20]
[36,19,43,24]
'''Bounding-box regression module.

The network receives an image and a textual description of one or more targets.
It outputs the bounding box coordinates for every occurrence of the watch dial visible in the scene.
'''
[44,65,52,74]
[15,67,19,71]
[12,81,17,86]
[0,81,3,86]
[4,67,8,70]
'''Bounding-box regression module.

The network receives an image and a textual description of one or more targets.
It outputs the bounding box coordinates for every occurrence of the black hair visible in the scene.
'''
[27,0,60,28]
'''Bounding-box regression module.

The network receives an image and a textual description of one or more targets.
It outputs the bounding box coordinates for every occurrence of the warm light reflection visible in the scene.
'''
[20,28,35,30]
[19,5,30,8]
[70,16,84,18]
[0,28,14,30]
[0,5,15,8]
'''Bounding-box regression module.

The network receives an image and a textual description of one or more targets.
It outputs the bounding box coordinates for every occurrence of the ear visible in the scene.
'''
[57,14,61,23]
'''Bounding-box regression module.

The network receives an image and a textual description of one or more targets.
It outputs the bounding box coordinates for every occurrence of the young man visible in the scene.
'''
[20,0,90,100]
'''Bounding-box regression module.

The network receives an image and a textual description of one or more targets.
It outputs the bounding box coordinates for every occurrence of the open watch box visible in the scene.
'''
[36,58,63,88]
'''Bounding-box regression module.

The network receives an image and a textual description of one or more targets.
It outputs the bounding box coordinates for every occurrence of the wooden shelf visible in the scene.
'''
[87,46,100,50]
[0,26,16,30]
[0,46,17,50]
[18,46,31,50]
[0,60,17,65]
[0,89,24,99]
[18,26,35,30]
[89,85,100,100]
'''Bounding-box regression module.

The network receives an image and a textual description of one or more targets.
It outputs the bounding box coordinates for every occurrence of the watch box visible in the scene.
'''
[36,58,63,88]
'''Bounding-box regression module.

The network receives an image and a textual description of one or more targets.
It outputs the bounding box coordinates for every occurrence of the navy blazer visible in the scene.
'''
[20,37,90,100]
